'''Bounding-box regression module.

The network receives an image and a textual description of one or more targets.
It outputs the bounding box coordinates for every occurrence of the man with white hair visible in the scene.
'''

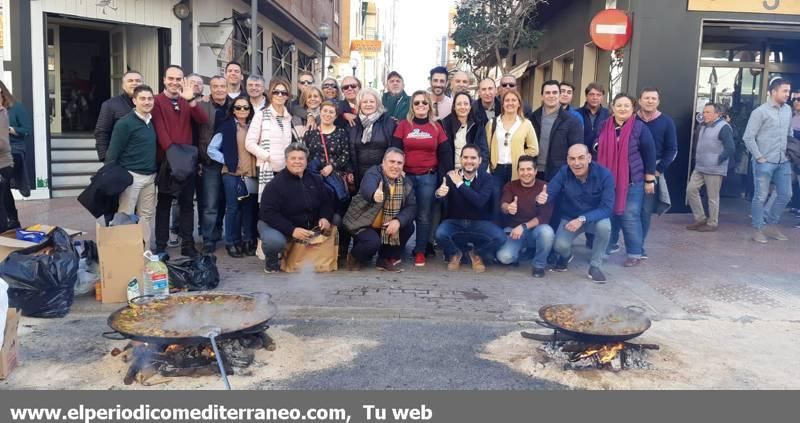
[451,71,471,95]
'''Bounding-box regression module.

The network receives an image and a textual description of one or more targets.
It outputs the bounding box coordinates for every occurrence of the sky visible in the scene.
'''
[391,0,452,92]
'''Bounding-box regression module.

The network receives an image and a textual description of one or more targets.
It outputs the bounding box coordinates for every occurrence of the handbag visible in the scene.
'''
[234,176,249,201]
[320,132,351,202]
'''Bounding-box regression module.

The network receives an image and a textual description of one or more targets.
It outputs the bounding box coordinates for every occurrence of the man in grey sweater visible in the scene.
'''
[743,78,794,243]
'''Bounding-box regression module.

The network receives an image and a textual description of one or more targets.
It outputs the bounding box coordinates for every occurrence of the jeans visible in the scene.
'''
[640,190,657,248]
[200,163,225,245]
[490,164,512,222]
[406,173,437,254]
[222,174,257,245]
[350,223,414,262]
[257,220,288,257]
[155,173,196,250]
[116,171,156,243]
[496,224,555,268]
[608,182,644,258]
[553,217,611,269]
[0,167,14,232]
[751,160,792,229]
[435,219,507,259]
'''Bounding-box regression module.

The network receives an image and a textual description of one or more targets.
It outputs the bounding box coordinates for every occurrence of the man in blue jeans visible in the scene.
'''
[435,145,506,273]
[743,77,794,244]
[496,155,554,278]
[537,144,615,282]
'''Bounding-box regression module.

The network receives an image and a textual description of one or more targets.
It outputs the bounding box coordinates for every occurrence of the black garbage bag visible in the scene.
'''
[1,228,79,318]
[166,254,220,291]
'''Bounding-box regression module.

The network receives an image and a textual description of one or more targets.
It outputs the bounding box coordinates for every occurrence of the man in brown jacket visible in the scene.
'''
[197,75,230,253]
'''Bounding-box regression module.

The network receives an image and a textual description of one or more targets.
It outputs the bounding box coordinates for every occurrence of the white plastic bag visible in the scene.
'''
[0,277,8,347]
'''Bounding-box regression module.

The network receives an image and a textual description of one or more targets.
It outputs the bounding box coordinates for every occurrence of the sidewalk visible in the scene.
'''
[1,197,798,389]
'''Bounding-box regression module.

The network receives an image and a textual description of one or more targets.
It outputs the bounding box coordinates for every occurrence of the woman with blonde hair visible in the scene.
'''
[349,87,398,185]
[392,90,452,266]
[246,78,294,196]
[292,85,323,138]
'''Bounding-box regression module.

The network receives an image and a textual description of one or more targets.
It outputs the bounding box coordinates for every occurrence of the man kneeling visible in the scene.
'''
[537,144,614,282]
[435,144,506,272]
[343,148,417,272]
[496,155,554,278]
[258,143,334,273]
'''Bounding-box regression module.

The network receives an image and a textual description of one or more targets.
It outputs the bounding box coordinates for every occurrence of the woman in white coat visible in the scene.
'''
[245,77,294,197]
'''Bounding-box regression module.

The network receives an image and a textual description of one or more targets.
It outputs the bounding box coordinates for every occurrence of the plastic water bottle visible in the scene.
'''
[143,251,169,298]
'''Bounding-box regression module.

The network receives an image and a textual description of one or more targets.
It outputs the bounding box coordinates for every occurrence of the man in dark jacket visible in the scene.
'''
[578,82,610,148]
[471,78,501,129]
[94,70,142,161]
[258,143,335,273]
[197,76,230,253]
[434,145,505,273]
[382,71,410,121]
[531,80,584,181]
[344,148,416,272]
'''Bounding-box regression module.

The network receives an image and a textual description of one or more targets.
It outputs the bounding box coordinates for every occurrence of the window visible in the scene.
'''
[231,11,264,76]
[298,50,314,73]
[562,56,574,83]
[272,36,293,81]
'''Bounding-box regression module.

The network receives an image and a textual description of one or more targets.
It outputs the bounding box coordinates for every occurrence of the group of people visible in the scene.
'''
[95,60,796,282]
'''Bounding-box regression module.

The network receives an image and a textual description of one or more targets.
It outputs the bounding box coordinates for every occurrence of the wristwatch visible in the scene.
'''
[578,216,587,223]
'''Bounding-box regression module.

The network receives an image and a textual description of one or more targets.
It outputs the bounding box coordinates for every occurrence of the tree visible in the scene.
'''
[452,0,546,78]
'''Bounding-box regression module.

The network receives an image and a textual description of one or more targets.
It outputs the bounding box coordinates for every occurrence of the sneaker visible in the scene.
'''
[447,251,463,271]
[532,267,546,278]
[468,250,486,273]
[696,224,718,232]
[640,251,648,260]
[553,254,573,272]
[606,244,621,254]
[623,257,642,267]
[752,230,768,244]
[376,257,403,272]
[587,266,607,282]
[167,232,181,248]
[686,220,707,230]
[794,221,800,229]
[414,252,426,267]
[763,225,788,241]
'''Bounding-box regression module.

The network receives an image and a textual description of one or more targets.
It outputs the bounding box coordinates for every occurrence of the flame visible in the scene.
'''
[576,343,625,363]
[164,344,184,354]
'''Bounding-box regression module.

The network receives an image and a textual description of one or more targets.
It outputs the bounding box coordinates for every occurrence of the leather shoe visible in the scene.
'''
[226,244,244,258]
[241,240,257,256]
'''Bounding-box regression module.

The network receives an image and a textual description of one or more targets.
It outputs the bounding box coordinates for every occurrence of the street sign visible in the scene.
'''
[589,9,632,51]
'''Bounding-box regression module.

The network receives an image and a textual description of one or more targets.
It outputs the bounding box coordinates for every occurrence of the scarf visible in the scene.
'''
[257,107,289,195]
[307,107,320,121]
[636,110,662,123]
[359,112,383,144]
[597,117,634,215]
[380,175,404,245]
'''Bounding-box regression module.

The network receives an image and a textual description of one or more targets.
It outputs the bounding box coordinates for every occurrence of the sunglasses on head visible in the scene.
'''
[322,83,337,89]
[299,80,314,85]
[272,90,289,97]
[233,105,251,111]
[500,82,516,88]
[413,100,429,106]
[341,83,359,91]
[504,132,511,147]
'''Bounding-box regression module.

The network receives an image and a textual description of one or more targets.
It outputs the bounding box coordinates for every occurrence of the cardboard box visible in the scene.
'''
[0,308,20,379]
[96,223,144,304]
[0,225,84,261]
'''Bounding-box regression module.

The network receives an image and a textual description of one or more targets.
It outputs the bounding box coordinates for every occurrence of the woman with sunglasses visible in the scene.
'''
[321,77,341,103]
[349,88,398,187]
[486,90,538,220]
[393,90,452,267]
[595,93,656,268]
[208,96,259,257]
[304,101,353,261]
[246,78,294,197]
[440,92,489,173]
[336,76,361,128]
[292,86,323,139]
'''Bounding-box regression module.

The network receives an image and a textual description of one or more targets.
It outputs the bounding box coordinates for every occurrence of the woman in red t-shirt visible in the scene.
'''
[392,90,452,266]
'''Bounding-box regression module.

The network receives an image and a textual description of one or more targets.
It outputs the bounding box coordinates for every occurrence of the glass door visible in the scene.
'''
[47,24,62,134]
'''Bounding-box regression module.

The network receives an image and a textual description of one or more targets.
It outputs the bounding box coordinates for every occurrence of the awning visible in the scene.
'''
[508,60,533,79]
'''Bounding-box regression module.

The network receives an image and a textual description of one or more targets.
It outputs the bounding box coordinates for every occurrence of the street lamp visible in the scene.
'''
[349,56,359,76]
[317,23,331,79]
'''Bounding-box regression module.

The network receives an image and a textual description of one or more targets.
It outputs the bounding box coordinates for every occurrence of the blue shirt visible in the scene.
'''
[743,98,793,163]
[546,162,615,223]
[637,113,677,174]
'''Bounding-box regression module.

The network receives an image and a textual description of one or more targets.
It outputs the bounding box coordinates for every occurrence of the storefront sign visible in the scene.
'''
[688,0,800,15]
[589,9,632,51]
[350,40,382,53]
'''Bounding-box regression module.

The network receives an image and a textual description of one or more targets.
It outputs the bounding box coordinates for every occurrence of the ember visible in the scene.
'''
[521,331,658,371]
[113,331,276,386]
[570,342,625,364]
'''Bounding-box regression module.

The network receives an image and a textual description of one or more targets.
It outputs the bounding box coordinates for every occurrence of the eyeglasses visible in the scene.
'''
[504,132,511,147]
[322,83,337,89]
[170,99,180,112]
[413,100,429,106]
[233,105,251,111]
[272,90,289,97]
[500,83,516,88]
[341,84,359,91]
[299,80,314,85]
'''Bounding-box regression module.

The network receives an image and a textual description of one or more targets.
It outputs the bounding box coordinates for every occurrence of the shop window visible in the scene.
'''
[272,36,294,82]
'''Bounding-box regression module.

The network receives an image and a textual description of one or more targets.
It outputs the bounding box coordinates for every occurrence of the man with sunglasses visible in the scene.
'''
[429,66,452,120]
[336,76,361,128]
[290,71,315,115]
[151,64,208,257]
[497,74,532,118]
[382,71,410,121]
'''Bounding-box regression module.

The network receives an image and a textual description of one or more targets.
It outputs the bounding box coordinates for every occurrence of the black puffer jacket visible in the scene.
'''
[348,113,399,184]
[259,169,335,238]
[94,94,134,161]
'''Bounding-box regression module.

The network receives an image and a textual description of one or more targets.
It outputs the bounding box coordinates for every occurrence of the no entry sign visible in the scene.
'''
[589,9,632,51]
